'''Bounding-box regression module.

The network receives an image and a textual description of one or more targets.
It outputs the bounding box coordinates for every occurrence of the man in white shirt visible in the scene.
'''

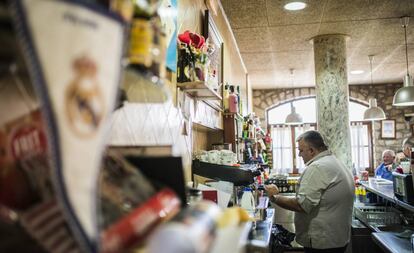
[265,130,354,253]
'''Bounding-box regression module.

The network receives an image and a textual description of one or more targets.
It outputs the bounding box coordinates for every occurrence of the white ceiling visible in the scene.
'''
[220,0,414,89]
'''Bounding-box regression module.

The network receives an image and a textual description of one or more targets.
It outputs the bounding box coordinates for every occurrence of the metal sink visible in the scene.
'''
[373,224,414,240]
[374,225,408,233]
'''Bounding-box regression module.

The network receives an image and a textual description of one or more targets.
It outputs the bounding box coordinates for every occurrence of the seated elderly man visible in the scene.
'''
[375,150,400,180]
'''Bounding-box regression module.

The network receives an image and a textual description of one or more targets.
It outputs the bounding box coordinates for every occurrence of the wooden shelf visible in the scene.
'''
[192,122,223,131]
[203,100,223,112]
[223,112,243,120]
[177,81,222,100]
[238,137,257,142]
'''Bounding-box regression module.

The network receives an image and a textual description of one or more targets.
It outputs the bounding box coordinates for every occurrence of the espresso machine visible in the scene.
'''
[192,159,260,206]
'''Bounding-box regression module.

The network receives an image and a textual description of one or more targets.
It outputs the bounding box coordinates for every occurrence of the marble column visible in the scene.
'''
[312,34,352,170]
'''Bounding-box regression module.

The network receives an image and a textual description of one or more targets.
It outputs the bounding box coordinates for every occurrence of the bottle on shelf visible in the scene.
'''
[110,0,134,22]
[121,0,170,103]
[248,119,254,139]
[223,83,230,112]
[236,85,242,114]
[177,40,193,83]
[228,85,239,113]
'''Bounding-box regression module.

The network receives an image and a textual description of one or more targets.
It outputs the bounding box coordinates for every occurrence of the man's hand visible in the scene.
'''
[264,184,305,213]
[265,184,280,196]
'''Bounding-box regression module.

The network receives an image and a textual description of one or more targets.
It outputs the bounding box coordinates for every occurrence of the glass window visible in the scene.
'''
[271,124,315,174]
[271,125,293,175]
[350,122,371,171]
[268,97,371,174]
[268,99,316,124]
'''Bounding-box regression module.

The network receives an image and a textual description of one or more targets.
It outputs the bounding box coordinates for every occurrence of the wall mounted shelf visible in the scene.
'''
[177,81,222,101]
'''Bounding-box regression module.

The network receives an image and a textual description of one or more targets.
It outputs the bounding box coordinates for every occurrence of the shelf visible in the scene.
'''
[193,122,223,131]
[238,137,257,142]
[223,112,243,121]
[192,160,258,186]
[177,81,222,100]
[203,100,223,112]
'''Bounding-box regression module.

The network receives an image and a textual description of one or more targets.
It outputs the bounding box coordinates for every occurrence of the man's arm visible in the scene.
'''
[270,194,305,213]
[265,184,305,213]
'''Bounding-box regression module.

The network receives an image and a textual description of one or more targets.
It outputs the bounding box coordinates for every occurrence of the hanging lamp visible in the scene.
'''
[285,102,303,125]
[393,16,414,106]
[363,55,386,120]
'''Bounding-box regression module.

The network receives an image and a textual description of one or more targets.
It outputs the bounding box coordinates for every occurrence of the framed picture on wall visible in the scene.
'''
[381,120,396,139]
[203,9,223,92]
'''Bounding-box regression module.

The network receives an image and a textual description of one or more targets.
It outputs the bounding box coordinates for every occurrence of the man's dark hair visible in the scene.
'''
[297,130,328,151]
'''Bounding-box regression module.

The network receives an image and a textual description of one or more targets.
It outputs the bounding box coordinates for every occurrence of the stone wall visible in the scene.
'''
[253,84,414,167]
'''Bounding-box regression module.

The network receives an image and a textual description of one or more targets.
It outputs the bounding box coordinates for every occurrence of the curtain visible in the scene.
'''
[271,124,313,175]
[350,122,368,172]
[271,125,292,175]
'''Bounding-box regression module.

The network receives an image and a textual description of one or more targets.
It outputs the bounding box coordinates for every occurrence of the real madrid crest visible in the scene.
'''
[65,56,104,138]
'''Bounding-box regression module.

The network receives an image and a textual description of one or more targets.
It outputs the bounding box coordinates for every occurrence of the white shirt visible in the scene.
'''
[294,150,355,249]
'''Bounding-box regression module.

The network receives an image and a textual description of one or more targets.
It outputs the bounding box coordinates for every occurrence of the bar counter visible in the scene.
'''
[372,232,412,253]
[247,208,275,253]
[360,178,414,212]
[359,178,414,252]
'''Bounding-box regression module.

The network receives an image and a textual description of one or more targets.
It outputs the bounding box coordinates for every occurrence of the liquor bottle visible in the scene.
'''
[223,83,230,112]
[228,85,238,113]
[236,85,242,114]
[177,45,192,82]
[110,0,134,22]
[128,2,155,70]
[121,0,170,103]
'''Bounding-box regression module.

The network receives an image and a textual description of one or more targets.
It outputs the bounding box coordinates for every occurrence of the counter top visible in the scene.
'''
[248,208,274,250]
[360,178,414,212]
[372,232,412,253]
[359,178,414,253]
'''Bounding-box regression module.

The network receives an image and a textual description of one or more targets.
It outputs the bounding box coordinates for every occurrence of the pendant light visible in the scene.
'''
[285,69,303,125]
[393,16,414,106]
[285,102,303,125]
[363,55,386,121]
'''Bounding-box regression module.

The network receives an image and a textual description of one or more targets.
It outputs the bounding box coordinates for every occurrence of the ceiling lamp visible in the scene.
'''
[363,55,386,121]
[284,1,307,11]
[364,98,386,121]
[393,16,414,106]
[285,102,303,125]
[350,70,364,75]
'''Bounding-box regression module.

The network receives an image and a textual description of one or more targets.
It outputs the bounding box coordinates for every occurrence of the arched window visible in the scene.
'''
[267,97,371,174]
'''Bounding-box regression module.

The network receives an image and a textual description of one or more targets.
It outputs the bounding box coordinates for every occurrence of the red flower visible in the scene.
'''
[190,33,205,49]
[178,30,192,45]
[178,30,206,49]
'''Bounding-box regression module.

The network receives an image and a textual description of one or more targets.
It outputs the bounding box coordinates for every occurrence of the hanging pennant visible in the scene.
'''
[10,0,125,251]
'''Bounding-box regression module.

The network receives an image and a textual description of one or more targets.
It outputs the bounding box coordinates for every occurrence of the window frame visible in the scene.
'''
[269,123,317,173]
[350,120,374,171]
[267,97,373,173]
